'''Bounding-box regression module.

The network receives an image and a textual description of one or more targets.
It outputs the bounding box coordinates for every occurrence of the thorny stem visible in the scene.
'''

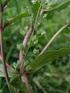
[0,0,9,88]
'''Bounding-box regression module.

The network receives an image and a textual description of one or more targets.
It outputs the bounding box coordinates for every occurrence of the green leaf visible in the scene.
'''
[8,84,17,93]
[0,63,16,77]
[28,47,70,73]
[46,0,70,19]
[5,12,30,26]
[32,1,40,19]
[0,63,5,77]
[10,75,25,92]
[48,0,70,12]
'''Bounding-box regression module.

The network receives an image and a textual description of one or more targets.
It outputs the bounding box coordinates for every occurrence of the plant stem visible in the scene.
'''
[33,4,42,30]
[1,0,9,11]
[18,3,42,93]
[40,24,69,55]
[0,1,9,88]
[19,27,33,93]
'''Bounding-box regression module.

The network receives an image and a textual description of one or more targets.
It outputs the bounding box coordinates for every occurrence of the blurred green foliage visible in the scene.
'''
[0,0,70,93]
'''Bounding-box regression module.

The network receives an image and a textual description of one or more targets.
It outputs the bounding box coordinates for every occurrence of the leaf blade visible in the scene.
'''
[28,47,70,73]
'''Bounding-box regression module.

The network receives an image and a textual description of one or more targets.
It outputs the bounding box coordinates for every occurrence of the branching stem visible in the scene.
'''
[0,0,9,88]
[19,4,42,93]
